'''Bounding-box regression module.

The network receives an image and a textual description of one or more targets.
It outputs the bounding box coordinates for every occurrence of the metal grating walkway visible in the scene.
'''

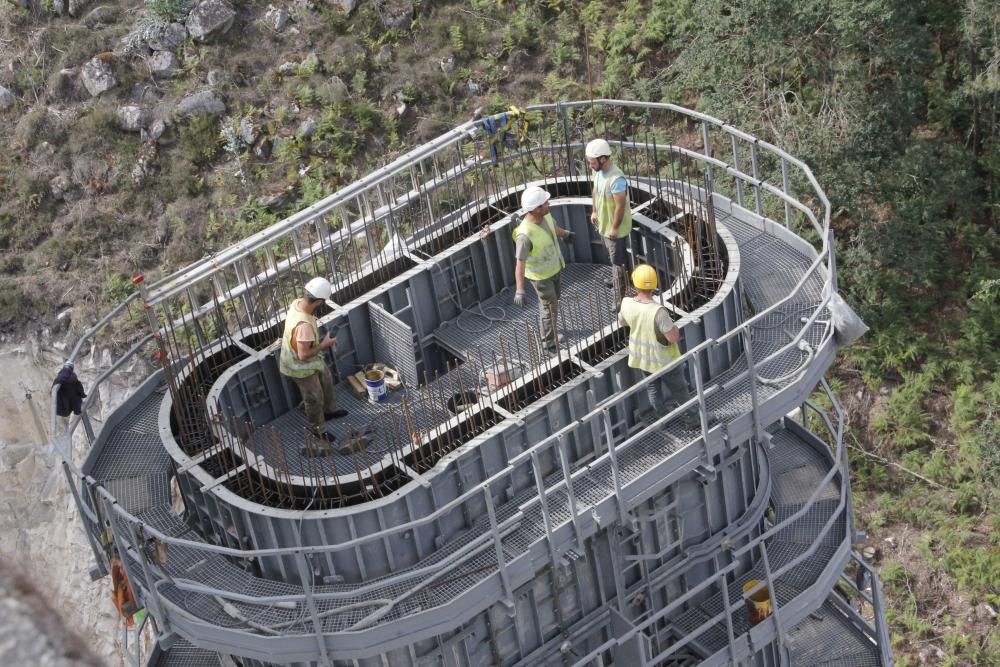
[86,212,845,652]
[785,601,882,666]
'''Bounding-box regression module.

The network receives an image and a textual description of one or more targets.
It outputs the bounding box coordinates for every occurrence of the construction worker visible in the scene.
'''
[512,185,574,354]
[586,138,631,308]
[618,264,703,429]
[279,277,348,443]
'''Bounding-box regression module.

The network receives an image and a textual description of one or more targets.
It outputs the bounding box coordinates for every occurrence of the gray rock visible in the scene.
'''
[374,44,392,65]
[50,172,72,201]
[117,105,149,132]
[80,56,116,97]
[67,0,92,16]
[466,80,480,94]
[238,116,259,145]
[330,0,359,13]
[148,50,180,79]
[253,136,272,159]
[0,85,14,110]
[277,62,298,75]
[264,4,289,31]
[143,118,167,143]
[148,23,187,51]
[316,75,348,104]
[83,5,120,27]
[373,0,412,29]
[175,89,225,117]
[439,54,455,74]
[206,69,224,86]
[297,117,316,139]
[186,0,236,42]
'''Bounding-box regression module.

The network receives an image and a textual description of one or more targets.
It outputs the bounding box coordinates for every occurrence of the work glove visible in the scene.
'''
[513,290,525,306]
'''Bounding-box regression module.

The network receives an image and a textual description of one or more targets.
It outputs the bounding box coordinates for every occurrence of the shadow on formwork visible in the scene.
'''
[50,100,891,667]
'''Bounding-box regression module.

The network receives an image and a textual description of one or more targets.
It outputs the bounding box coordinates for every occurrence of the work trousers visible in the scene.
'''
[643,362,694,416]
[530,273,562,351]
[602,235,629,306]
[292,366,338,432]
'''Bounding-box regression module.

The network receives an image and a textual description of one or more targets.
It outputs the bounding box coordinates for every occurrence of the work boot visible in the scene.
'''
[325,409,349,420]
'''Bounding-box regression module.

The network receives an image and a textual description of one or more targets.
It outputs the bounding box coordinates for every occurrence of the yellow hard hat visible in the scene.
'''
[632,264,657,290]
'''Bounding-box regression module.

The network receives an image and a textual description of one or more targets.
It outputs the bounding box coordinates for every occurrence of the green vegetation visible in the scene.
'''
[0,1,996,659]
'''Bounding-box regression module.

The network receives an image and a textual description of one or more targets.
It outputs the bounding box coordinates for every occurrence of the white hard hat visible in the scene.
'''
[520,185,551,213]
[304,277,332,300]
[585,138,612,158]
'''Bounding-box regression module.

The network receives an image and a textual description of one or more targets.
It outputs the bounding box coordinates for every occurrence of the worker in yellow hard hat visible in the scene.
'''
[512,185,574,354]
[279,277,348,445]
[586,138,631,308]
[618,264,707,429]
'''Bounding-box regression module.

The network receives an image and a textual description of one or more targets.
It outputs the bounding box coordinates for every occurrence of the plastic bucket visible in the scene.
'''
[365,370,387,403]
[742,580,772,625]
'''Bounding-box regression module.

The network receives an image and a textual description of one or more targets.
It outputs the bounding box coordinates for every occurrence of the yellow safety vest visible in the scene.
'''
[513,213,565,282]
[619,297,679,373]
[592,164,631,238]
[279,302,327,378]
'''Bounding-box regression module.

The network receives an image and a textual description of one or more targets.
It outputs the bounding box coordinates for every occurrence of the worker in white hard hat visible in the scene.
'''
[279,277,348,444]
[618,264,709,429]
[512,185,574,354]
[586,138,632,308]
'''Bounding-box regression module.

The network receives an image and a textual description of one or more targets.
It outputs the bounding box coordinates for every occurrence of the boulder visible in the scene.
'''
[374,44,392,65]
[80,56,116,97]
[148,23,187,51]
[67,0,92,16]
[175,90,225,117]
[142,118,168,143]
[296,118,316,139]
[329,0,359,13]
[316,76,348,104]
[185,0,236,42]
[83,5,120,28]
[263,5,290,31]
[439,54,455,74]
[238,116,259,145]
[373,0,412,29]
[148,51,180,79]
[50,172,72,201]
[0,85,14,110]
[117,105,149,132]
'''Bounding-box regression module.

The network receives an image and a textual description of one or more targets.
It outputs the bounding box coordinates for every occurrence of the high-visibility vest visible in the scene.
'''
[279,302,327,378]
[513,213,565,281]
[619,297,679,373]
[593,164,632,238]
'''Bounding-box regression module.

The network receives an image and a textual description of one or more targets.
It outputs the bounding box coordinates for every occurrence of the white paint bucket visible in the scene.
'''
[364,370,387,403]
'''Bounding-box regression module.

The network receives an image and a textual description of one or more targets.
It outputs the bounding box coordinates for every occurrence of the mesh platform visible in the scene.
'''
[87,212,847,650]
[785,601,882,667]
[151,638,223,666]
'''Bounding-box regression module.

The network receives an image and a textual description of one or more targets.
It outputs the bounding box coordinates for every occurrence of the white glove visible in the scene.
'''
[513,290,525,306]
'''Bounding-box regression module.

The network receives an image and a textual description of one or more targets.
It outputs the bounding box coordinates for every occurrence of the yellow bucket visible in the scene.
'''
[742,580,772,625]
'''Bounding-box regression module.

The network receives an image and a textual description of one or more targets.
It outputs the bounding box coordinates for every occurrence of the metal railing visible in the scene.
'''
[50,100,843,663]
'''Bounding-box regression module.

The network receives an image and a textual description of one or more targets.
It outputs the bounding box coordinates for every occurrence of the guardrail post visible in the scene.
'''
[66,466,108,577]
[294,551,334,666]
[758,542,786,654]
[750,141,763,216]
[558,103,575,178]
[484,487,515,610]
[556,435,584,553]
[718,571,738,664]
[701,121,714,188]
[81,411,96,444]
[781,158,792,229]
[688,354,711,445]
[740,329,766,445]
[730,135,744,208]
[531,451,561,572]
[601,409,628,524]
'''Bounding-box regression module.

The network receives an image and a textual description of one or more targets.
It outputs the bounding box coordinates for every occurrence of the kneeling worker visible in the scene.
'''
[618,264,702,429]
[513,185,573,354]
[279,277,348,444]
